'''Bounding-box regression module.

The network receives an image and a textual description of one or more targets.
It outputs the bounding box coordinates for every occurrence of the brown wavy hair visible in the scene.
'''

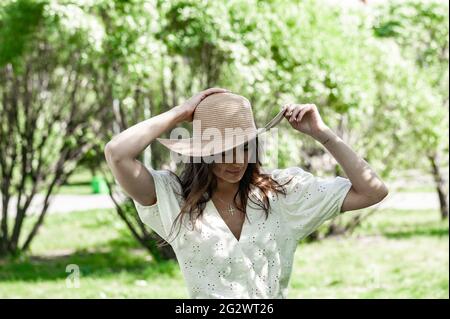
[156,137,293,247]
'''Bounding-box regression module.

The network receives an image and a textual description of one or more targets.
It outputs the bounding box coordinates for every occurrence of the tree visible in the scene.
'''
[0,0,114,255]
[373,0,449,219]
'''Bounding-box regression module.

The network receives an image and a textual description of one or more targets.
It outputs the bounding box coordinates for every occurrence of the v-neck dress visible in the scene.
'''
[132,165,352,299]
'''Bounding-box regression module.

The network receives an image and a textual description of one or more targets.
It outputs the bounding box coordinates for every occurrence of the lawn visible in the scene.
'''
[0,208,448,298]
[55,168,94,195]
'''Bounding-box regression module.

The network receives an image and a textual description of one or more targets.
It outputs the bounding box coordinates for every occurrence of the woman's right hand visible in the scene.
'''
[175,87,230,122]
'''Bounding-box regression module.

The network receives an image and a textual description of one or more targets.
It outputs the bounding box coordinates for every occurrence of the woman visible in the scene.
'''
[104,87,389,298]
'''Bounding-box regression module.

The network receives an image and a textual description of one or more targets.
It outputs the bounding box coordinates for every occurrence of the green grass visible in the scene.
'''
[54,167,94,195]
[291,209,449,298]
[0,210,185,298]
[36,167,106,195]
[0,208,448,298]
[55,183,93,195]
[395,185,436,193]
[11,167,95,196]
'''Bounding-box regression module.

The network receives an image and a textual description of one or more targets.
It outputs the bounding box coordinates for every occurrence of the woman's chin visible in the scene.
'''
[223,173,243,183]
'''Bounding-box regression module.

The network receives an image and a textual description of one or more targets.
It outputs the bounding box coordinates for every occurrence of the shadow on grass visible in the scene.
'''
[380,221,449,239]
[64,181,91,187]
[0,238,179,283]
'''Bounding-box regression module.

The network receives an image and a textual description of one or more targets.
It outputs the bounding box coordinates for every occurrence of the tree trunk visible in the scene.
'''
[428,152,449,220]
[170,60,179,107]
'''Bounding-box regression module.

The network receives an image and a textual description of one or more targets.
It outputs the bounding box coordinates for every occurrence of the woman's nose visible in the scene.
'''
[233,147,248,163]
[222,146,247,163]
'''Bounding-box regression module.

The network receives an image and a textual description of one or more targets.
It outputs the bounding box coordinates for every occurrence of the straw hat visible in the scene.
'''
[156,92,285,157]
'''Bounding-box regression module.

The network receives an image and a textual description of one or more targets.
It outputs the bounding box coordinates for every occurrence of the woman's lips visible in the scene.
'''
[226,169,241,174]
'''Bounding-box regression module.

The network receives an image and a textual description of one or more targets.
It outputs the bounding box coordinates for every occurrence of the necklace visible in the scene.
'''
[214,196,236,216]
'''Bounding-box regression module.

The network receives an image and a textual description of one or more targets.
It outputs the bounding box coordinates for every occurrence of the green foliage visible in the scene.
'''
[0,0,45,67]
[374,0,449,72]
[1,0,447,170]
[370,0,449,173]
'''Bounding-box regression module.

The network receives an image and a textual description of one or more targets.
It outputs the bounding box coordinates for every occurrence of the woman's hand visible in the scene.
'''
[282,103,329,139]
[175,87,230,123]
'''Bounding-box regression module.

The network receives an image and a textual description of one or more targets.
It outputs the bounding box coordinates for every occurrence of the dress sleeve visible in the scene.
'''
[131,164,183,242]
[271,166,352,241]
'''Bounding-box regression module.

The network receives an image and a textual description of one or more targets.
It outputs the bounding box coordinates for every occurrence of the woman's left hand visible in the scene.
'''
[282,103,328,138]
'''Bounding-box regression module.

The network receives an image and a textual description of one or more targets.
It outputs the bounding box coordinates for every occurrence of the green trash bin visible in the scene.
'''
[91,175,109,194]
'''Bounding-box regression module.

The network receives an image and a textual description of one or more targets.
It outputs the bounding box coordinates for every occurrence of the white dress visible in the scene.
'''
[132,165,352,299]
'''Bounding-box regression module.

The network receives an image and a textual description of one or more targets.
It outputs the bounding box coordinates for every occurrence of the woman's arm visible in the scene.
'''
[104,87,229,206]
[313,126,389,212]
[104,106,186,206]
[283,103,389,213]
[105,106,185,161]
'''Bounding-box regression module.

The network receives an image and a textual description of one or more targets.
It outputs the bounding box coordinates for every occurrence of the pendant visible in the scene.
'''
[227,204,235,215]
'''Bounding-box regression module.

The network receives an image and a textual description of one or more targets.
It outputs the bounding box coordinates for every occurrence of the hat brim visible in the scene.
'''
[156,108,285,157]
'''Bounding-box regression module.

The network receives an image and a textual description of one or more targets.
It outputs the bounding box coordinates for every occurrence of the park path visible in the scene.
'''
[2,190,443,215]
[3,194,123,215]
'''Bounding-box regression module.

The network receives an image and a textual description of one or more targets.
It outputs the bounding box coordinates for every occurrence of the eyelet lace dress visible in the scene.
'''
[132,165,352,299]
